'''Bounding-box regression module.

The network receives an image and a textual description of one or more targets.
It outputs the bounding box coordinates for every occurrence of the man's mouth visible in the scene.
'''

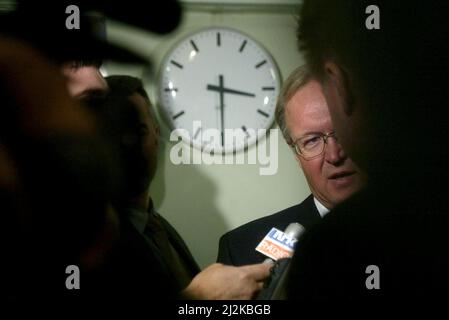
[328,171,356,180]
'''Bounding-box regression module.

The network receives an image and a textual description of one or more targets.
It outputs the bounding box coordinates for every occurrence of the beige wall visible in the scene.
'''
[105,2,310,268]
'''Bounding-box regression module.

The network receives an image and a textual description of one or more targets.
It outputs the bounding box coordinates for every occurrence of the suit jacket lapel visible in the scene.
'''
[295,195,323,229]
[154,212,201,277]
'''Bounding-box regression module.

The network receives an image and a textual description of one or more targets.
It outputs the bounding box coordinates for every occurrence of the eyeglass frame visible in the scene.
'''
[289,131,338,160]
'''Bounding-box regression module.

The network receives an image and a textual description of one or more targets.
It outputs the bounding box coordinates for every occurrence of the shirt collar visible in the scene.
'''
[313,197,330,218]
[126,198,157,233]
[127,207,149,233]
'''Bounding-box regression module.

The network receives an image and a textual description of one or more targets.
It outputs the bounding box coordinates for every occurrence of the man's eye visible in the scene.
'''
[302,136,321,149]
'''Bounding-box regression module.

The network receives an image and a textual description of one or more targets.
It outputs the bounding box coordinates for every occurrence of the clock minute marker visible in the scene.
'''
[217,32,221,47]
[190,40,199,52]
[164,88,178,92]
[170,60,183,69]
[172,110,185,120]
[194,126,202,140]
[255,60,267,69]
[239,40,247,53]
[242,125,250,137]
[262,87,275,91]
[257,109,269,118]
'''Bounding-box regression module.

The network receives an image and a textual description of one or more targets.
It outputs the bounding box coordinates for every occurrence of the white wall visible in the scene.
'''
[105,2,310,268]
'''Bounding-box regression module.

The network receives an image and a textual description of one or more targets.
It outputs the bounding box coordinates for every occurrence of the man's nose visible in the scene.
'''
[324,137,346,165]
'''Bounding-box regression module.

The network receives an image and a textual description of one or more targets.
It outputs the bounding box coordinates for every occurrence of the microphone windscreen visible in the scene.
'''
[284,223,305,239]
[255,223,305,261]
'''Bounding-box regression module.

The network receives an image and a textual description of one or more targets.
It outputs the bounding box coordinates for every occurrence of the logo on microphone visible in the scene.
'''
[255,228,298,261]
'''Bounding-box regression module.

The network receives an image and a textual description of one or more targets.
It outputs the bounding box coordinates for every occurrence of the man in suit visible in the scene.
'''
[104,75,271,299]
[286,0,448,300]
[104,75,199,292]
[217,66,366,266]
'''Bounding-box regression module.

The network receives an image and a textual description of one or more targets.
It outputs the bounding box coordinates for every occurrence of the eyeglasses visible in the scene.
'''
[290,131,337,160]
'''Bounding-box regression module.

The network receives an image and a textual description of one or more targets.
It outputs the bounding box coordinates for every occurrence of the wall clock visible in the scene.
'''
[158,27,281,154]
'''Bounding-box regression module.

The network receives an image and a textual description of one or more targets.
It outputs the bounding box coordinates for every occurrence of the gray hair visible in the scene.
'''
[275,65,312,145]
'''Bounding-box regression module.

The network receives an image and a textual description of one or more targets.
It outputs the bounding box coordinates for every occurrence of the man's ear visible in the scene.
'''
[287,139,302,167]
[294,152,303,168]
[324,61,355,116]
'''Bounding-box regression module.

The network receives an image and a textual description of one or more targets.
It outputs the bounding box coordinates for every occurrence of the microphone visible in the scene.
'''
[256,223,305,263]
[255,223,305,299]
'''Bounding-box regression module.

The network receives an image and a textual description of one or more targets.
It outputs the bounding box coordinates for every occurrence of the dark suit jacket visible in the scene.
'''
[83,217,179,300]
[125,208,200,292]
[217,195,322,266]
[154,212,201,284]
[84,211,200,301]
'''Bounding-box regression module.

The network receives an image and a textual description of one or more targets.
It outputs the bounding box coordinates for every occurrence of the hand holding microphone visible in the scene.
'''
[182,262,271,300]
[182,223,305,300]
[255,223,305,299]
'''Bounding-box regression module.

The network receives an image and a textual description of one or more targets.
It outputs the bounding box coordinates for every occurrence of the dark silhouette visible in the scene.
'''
[287,0,449,300]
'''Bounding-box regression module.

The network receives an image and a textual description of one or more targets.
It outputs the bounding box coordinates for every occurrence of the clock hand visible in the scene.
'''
[219,75,225,146]
[206,84,256,97]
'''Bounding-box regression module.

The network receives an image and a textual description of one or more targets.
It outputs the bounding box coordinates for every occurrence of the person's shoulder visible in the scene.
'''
[217,195,319,265]
[220,197,314,242]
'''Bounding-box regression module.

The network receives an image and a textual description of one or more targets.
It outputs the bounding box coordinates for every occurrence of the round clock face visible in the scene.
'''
[159,27,281,154]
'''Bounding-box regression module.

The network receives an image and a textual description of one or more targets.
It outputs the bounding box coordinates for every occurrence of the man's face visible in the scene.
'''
[285,80,365,209]
[128,93,159,183]
[61,65,108,99]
